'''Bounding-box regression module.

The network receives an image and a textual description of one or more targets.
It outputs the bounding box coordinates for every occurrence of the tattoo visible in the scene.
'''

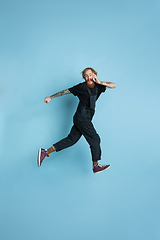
[105,82,116,88]
[105,82,112,88]
[99,81,116,88]
[50,89,71,99]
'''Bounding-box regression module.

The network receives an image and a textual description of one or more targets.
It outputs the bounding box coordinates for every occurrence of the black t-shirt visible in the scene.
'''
[69,82,106,108]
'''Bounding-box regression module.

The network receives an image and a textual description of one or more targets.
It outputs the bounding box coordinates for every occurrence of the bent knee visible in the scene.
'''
[67,134,80,144]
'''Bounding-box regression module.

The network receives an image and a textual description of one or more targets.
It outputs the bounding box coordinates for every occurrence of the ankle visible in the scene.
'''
[93,161,98,166]
[47,145,56,155]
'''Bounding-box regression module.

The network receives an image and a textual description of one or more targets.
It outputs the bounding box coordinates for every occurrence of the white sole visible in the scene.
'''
[94,165,111,174]
[38,148,41,167]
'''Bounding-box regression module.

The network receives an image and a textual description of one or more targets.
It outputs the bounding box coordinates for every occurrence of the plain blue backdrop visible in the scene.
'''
[0,0,160,239]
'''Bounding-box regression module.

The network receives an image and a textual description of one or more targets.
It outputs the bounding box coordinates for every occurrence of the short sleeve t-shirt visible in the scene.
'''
[69,82,106,108]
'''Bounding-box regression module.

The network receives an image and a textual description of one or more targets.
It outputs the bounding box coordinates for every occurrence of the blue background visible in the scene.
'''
[0,0,160,239]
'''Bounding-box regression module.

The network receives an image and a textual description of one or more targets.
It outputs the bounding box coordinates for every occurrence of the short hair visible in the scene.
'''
[82,67,97,79]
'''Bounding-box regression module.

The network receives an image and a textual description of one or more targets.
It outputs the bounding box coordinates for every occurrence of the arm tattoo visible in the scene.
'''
[50,89,71,99]
[100,82,116,88]
[105,82,113,88]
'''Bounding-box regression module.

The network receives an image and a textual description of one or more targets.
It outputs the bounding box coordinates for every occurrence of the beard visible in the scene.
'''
[86,79,95,88]
[87,77,94,82]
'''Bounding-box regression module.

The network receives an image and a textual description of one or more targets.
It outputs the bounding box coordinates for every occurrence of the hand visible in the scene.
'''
[45,96,51,103]
[93,73,100,84]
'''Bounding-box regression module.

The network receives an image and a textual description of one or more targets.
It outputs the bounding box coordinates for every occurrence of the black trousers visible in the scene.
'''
[54,103,101,162]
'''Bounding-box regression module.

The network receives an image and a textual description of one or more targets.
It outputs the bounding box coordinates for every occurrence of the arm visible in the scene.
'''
[99,81,116,88]
[93,74,116,88]
[45,89,71,103]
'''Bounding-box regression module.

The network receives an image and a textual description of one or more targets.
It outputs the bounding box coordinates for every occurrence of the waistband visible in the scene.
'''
[77,101,95,112]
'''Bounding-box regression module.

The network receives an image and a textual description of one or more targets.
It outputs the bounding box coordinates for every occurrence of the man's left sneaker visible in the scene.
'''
[38,148,48,167]
[93,163,111,174]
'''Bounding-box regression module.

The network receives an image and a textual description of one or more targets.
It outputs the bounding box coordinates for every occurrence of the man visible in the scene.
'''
[38,67,116,174]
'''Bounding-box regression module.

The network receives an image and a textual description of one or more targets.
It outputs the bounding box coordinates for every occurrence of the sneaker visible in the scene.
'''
[93,163,111,174]
[38,148,48,167]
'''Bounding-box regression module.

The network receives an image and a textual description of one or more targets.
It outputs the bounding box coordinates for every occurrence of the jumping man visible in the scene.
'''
[38,67,116,174]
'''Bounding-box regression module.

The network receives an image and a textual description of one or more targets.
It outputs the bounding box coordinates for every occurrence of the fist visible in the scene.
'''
[45,97,51,103]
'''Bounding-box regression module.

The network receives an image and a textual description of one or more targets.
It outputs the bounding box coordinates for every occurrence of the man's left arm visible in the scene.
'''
[93,74,116,88]
[99,81,116,88]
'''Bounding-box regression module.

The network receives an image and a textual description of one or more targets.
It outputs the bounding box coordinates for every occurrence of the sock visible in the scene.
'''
[93,161,98,166]
[47,146,56,155]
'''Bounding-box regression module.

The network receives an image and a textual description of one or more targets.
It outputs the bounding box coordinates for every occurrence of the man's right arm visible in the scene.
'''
[45,89,71,103]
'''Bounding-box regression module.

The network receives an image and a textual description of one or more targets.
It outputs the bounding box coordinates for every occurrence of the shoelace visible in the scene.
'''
[97,163,104,167]
[93,163,104,168]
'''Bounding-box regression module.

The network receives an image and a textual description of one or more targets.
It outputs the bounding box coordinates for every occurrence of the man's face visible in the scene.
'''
[84,70,94,82]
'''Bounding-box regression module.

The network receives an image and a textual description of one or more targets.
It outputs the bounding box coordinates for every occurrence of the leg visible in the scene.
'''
[74,117,111,174]
[53,124,82,152]
[74,117,101,163]
[38,124,82,167]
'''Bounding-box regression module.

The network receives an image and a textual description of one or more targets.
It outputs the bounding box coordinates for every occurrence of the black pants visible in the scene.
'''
[54,103,101,162]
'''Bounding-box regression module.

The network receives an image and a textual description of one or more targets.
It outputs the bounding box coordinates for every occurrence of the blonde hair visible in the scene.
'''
[82,67,97,79]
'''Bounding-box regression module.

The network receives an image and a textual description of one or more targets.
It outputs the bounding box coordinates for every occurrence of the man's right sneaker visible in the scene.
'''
[93,163,111,174]
[38,148,48,167]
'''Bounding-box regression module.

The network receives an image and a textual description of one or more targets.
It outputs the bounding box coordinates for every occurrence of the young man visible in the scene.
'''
[38,67,116,174]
